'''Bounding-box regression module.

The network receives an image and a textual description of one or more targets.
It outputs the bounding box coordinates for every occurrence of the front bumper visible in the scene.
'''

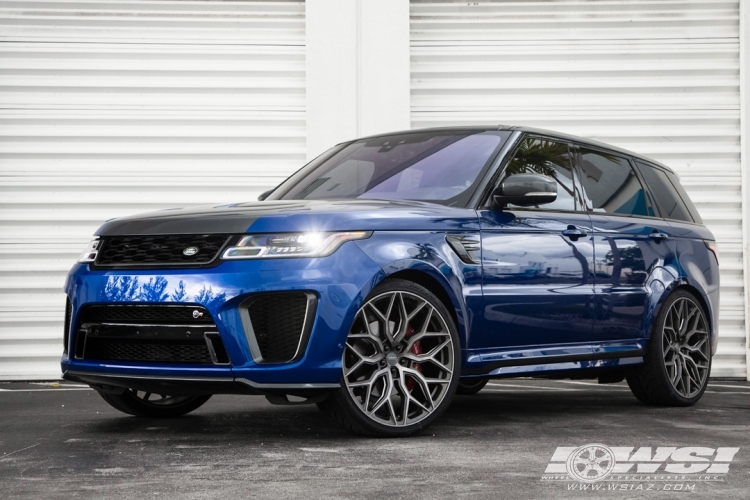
[62,241,384,389]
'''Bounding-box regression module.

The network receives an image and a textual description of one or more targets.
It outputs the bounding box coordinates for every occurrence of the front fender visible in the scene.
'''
[355,231,481,349]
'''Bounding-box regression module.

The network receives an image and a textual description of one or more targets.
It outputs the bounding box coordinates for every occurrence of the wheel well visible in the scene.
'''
[385,270,460,332]
[672,284,712,332]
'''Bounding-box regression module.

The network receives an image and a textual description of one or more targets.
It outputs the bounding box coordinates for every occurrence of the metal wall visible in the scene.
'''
[0,0,306,379]
[410,0,746,378]
[0,0,746,380]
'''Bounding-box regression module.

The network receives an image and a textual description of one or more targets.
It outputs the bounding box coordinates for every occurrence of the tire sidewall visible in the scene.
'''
[457,378,488,395]
[651,290,711,405]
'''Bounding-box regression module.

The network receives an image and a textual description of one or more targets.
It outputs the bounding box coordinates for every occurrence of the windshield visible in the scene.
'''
[270,130,510,206]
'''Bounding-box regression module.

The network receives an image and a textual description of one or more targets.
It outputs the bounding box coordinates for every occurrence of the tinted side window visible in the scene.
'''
[666,171,703,224]
[635,161,693,222]
[579,148,649,216]
[503,137,578,211]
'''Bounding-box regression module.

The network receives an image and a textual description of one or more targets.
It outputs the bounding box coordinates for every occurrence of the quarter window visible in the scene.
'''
[502,137,578,211]
[579,148,649,217]
[666,170,703,224]
[635,161,693,222]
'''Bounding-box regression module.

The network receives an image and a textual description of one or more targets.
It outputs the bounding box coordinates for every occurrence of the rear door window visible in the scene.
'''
[579,148,650,217]
[635,161,694,223]
[666,171,703,224]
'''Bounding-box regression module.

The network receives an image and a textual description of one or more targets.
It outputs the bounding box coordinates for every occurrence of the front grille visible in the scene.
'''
[80,305,214,325]
[84,338,214,364]
[74,305,229,365]
[243,293,314,363]
[95,234,230,268]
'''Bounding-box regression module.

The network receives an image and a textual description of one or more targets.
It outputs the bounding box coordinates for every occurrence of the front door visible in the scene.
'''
[477,136,595,362]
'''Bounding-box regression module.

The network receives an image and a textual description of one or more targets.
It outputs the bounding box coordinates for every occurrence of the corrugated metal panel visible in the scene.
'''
[411,0,745,377]
[0,0,306,380]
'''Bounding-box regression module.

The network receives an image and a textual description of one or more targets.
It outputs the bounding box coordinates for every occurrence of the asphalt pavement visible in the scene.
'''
[1,378,748,499]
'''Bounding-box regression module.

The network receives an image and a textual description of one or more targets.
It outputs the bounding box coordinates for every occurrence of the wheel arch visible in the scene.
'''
[386,268,461,335]
[354,233,476,350]
[649,279,716,355]
[370,264,469,349]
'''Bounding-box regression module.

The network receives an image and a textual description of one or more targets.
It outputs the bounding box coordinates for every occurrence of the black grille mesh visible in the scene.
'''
[248,294,308,363]
[76,305,228,365]
[95,234,230,267]
[64,297,73,354]
[80,305,213,325]
[84,338,214,364]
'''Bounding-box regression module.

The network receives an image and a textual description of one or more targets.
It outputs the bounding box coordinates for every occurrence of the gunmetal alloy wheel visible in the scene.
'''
[98,389,211,417]
[318,279,461,437]
[662,297,711,398]
[627,290,711,406]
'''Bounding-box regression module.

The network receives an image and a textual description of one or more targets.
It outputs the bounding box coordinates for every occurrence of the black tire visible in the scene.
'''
[318,278,461,437]
[456,379,489,396]
[626,289,711,406]
[98,389,211,418]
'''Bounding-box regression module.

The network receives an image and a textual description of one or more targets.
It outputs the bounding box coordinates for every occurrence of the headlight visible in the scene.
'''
[77,239,100,263]
[222,231,371,260]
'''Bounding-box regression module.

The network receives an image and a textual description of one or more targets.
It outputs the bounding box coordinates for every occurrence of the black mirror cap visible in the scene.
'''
[492,173,557,208]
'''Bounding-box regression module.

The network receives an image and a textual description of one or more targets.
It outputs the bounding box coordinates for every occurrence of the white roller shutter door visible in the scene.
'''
[411,0,745,378]
[0,0,306,379]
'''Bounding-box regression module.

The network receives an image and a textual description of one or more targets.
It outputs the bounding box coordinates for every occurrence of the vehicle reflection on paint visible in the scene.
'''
[98,275,227,310]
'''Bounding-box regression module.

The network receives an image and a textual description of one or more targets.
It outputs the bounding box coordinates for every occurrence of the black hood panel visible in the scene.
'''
[95,200,480,236]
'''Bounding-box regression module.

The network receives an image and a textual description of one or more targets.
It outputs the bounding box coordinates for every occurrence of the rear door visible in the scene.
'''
[477,136,595,360]
[576,145,678,357]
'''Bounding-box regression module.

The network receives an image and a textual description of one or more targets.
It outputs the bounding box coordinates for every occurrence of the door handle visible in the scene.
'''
[562,226,588,239]
[648,231,669,242]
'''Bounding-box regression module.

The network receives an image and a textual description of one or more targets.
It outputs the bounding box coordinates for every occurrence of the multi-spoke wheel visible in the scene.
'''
[318,279,460,437]
[626,290,711,406]
[97,389,211,417]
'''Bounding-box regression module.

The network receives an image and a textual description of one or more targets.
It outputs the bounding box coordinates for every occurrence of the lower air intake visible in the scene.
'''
[74,304,230,365]
[64,297,73,354]
[240,292,316,363]
[84,338,214,364]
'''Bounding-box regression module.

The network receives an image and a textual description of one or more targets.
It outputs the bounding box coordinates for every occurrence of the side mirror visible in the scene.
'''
[258,189,273,201]
[492,173,557,208]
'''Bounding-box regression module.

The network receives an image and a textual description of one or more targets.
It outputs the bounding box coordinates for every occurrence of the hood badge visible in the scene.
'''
[183,247,199,256]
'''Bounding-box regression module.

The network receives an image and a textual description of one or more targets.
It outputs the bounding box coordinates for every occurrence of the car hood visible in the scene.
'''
[95,199,479,236]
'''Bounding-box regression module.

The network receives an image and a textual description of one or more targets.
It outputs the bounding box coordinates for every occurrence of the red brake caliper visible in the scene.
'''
[405,325,423,392]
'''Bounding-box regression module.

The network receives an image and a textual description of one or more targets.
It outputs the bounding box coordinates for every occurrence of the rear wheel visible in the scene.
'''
[98,389,211,417]
[318,279,461,437]
[626,290,711,406]
[456,379,488,395]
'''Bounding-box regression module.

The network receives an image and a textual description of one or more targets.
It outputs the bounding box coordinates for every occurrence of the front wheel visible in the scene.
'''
[318,279,461,437]
[98,389,211,418]
[626,290,711,406]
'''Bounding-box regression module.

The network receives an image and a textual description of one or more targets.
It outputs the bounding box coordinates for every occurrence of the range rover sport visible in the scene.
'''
[62,126,719,437]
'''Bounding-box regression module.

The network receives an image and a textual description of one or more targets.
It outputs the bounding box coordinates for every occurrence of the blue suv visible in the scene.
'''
[63,126,719,437]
